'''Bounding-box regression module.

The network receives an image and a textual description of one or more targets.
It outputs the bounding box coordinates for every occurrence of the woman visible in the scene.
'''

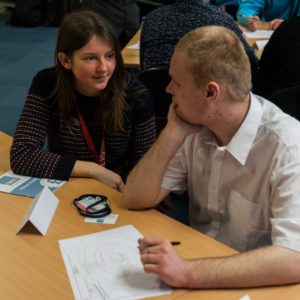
[10,10,156,192]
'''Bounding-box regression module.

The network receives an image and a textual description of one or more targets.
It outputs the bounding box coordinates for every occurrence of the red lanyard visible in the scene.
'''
[77,109,105,166]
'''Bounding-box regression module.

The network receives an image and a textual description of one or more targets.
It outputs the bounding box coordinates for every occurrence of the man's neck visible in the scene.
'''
[208,94,250,146]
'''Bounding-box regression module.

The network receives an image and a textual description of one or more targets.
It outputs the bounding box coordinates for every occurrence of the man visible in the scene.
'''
[124,26,300,288]
[140,0,258,78]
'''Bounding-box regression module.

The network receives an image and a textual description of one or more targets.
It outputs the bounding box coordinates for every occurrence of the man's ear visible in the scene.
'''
[57,52,71,70]
[206,81,219,101]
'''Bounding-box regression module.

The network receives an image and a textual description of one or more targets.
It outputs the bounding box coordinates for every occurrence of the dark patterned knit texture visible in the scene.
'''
[140,0,258,76]
[10,67,156,181]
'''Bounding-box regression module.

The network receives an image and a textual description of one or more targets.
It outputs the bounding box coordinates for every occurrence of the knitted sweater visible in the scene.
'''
[10,67,156,181]
[140,0,259,77]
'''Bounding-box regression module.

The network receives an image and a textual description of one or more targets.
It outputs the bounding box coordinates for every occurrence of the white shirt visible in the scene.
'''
[162,94,300,252]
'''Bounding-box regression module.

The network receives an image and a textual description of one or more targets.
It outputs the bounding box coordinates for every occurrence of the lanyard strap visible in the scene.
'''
[77,108,105,166]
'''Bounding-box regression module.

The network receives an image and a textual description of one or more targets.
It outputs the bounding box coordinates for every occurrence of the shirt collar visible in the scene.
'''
[226,93,263,165]
[201,93,263,165]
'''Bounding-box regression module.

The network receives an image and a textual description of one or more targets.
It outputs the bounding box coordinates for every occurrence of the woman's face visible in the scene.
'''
[60,35,116,96]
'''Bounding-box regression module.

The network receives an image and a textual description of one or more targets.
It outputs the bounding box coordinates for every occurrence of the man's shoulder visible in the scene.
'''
[143,4,170,21]
[258,95,300,149]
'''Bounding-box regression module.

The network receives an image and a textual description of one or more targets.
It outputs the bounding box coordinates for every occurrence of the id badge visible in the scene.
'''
[73,194,111,218]
[76,195,104,212]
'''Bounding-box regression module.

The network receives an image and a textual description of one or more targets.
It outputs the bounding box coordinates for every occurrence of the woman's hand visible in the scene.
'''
[71,161,124,192]
[93,165,125,192]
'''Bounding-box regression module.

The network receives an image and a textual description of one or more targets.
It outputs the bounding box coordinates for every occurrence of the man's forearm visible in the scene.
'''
[183,245,300,289]
[124,128,184,209]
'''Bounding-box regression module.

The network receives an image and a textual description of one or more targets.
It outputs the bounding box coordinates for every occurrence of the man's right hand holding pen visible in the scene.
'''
[138,237,189,287]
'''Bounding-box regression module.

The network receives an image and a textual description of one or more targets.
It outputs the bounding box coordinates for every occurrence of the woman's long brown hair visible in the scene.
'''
[52,10,129,133]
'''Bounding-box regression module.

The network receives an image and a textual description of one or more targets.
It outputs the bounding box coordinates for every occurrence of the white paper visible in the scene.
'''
[240,295,251,300]
[126,41,140,49]
[85,214,119,224]
[17,187,59,235]
[254,40,268,52]
[59,225,172,300]
[243,30,274,39]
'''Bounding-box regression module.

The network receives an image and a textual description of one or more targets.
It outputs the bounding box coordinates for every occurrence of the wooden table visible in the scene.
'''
[121,29,140,68]
[121,22,271,68]
[1,131,300,300]
[239,22,270,59]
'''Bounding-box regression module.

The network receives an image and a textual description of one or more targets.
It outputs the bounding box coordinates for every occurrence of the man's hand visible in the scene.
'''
[166,103,202,144]
[139,237,190,287]
[139,238,300,289]
[247,16,260,31]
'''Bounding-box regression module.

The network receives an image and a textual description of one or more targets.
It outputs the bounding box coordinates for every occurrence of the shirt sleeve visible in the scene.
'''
[10,71,76,180]
[161,145,188,193]
[270,143,300,253]
[237,0,265,26]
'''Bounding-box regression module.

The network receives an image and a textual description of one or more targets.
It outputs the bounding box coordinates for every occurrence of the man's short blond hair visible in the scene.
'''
[175,26,252,101]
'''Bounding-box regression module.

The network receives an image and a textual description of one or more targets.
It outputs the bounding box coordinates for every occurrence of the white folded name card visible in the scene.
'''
[17,187,59,236]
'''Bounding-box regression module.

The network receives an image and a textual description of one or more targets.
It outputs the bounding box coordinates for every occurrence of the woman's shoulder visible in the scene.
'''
[126,71,145,91]
[126,72,149,103]
[125,72,154,119]
[30,67,57,97]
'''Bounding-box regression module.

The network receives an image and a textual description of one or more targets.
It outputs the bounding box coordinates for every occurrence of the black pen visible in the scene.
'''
[138,241,181,250]
[170,241,181,246]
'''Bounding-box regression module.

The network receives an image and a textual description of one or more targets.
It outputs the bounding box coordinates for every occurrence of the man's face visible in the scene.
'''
[166,50,207,125]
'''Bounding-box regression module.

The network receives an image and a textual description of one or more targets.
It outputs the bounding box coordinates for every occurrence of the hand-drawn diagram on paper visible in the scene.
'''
[59,225,172,300]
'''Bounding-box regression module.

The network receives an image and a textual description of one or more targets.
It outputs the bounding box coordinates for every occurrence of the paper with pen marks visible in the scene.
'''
[59,225,172,300]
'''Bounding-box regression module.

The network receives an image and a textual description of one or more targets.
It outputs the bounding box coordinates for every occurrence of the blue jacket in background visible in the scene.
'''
[213,0,240,7]
[237,0,300,26]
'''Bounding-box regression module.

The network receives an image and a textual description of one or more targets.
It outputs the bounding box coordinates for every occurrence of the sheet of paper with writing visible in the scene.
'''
[59,225,172,300]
